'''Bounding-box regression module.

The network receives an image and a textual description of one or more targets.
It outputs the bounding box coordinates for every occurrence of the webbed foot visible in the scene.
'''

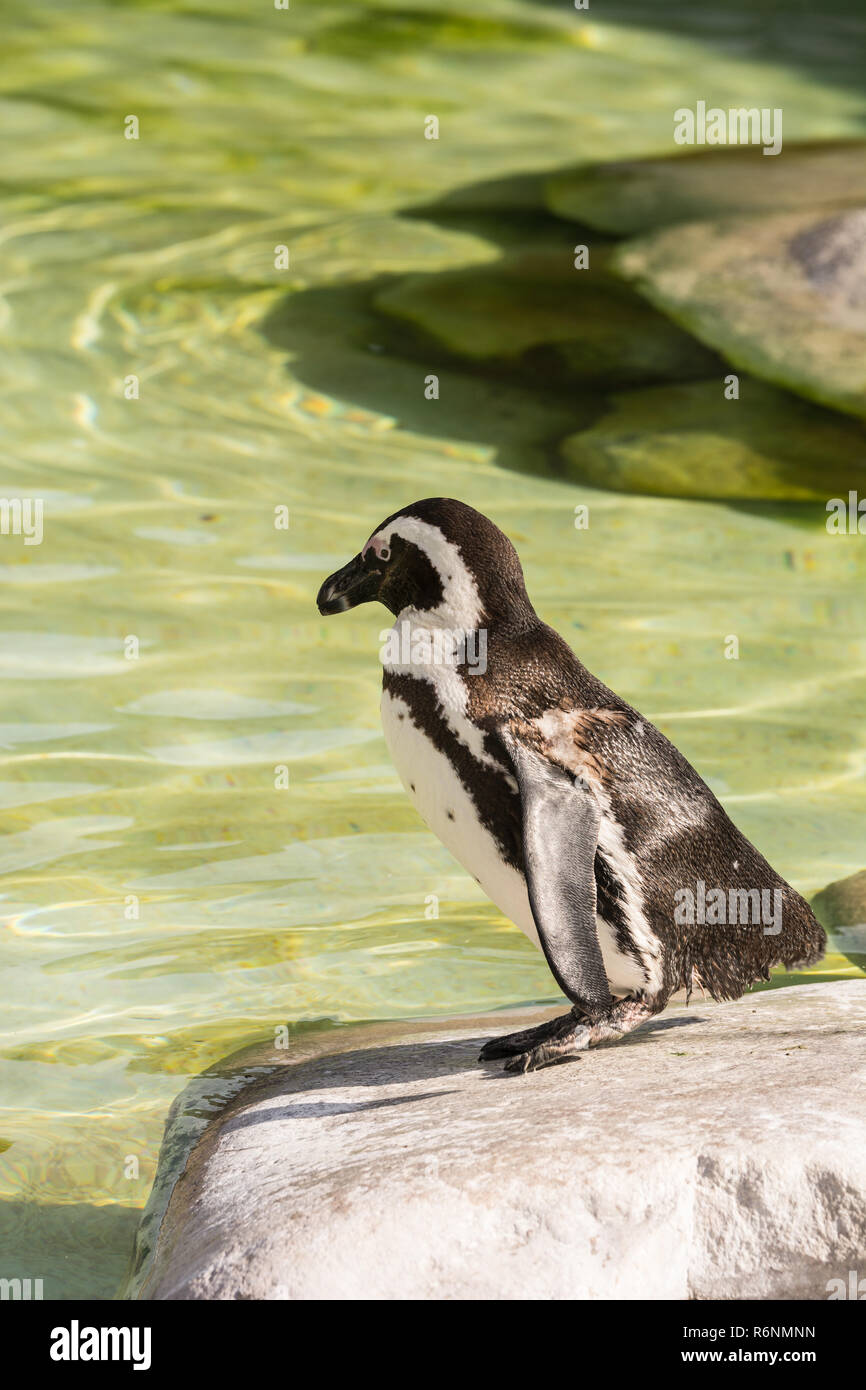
[480,997,659,1074]
[478,1009,586,1065]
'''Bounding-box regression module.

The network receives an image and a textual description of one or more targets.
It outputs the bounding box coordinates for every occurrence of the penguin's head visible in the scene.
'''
[317,497,531,626]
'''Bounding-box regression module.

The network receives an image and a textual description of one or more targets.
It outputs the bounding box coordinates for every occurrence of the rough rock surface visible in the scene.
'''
[813,871,866,970]
[615,208,866,419]
[135,981,866,1301]
[545,143,866,235]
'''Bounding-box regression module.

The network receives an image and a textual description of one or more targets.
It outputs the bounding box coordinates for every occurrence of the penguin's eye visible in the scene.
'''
[379,545,391,562]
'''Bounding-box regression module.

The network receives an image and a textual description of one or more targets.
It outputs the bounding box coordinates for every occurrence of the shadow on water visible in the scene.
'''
[260,199,623,481]
[260,163,863,521]
[0,1197,141,1301]
[260,183,710,475]
[262,0,866,497]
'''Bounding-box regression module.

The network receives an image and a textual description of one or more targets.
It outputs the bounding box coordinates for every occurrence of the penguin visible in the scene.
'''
[316,498,826,1073]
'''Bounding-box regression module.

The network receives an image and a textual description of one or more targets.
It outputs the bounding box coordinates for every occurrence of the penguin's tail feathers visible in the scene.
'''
[774,891,827,971]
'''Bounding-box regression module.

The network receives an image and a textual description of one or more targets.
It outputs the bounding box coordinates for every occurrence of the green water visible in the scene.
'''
[1,0,864,1298]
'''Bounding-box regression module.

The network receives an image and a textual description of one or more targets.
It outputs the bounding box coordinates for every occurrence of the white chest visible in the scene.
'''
[380,688,538,946]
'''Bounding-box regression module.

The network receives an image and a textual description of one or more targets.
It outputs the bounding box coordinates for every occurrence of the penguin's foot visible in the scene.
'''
[484,998,657,1074]
[502,1014,592,1073]
[478,1009,587,1065]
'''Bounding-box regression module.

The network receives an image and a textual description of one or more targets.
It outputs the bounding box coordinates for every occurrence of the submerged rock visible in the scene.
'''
[134,982,866,1300]
[560,378,866,499]
[812,871,866,970]
[546,142,866,235]
[374,245,719,386]
[615,208,866,419]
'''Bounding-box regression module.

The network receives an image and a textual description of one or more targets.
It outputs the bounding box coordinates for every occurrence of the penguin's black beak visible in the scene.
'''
[317,553,381,615]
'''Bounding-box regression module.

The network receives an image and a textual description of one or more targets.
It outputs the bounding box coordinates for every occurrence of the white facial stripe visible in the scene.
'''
[369,516,483,629]
[376,519,509,779]
[362,535,389,561]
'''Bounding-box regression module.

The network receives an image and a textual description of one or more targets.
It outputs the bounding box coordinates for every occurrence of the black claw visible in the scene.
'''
[504,1051,534,1075]
[503,1045,583,1075]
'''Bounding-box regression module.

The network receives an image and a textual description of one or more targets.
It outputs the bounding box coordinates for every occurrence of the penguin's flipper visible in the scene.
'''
[499,727,612,1016]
